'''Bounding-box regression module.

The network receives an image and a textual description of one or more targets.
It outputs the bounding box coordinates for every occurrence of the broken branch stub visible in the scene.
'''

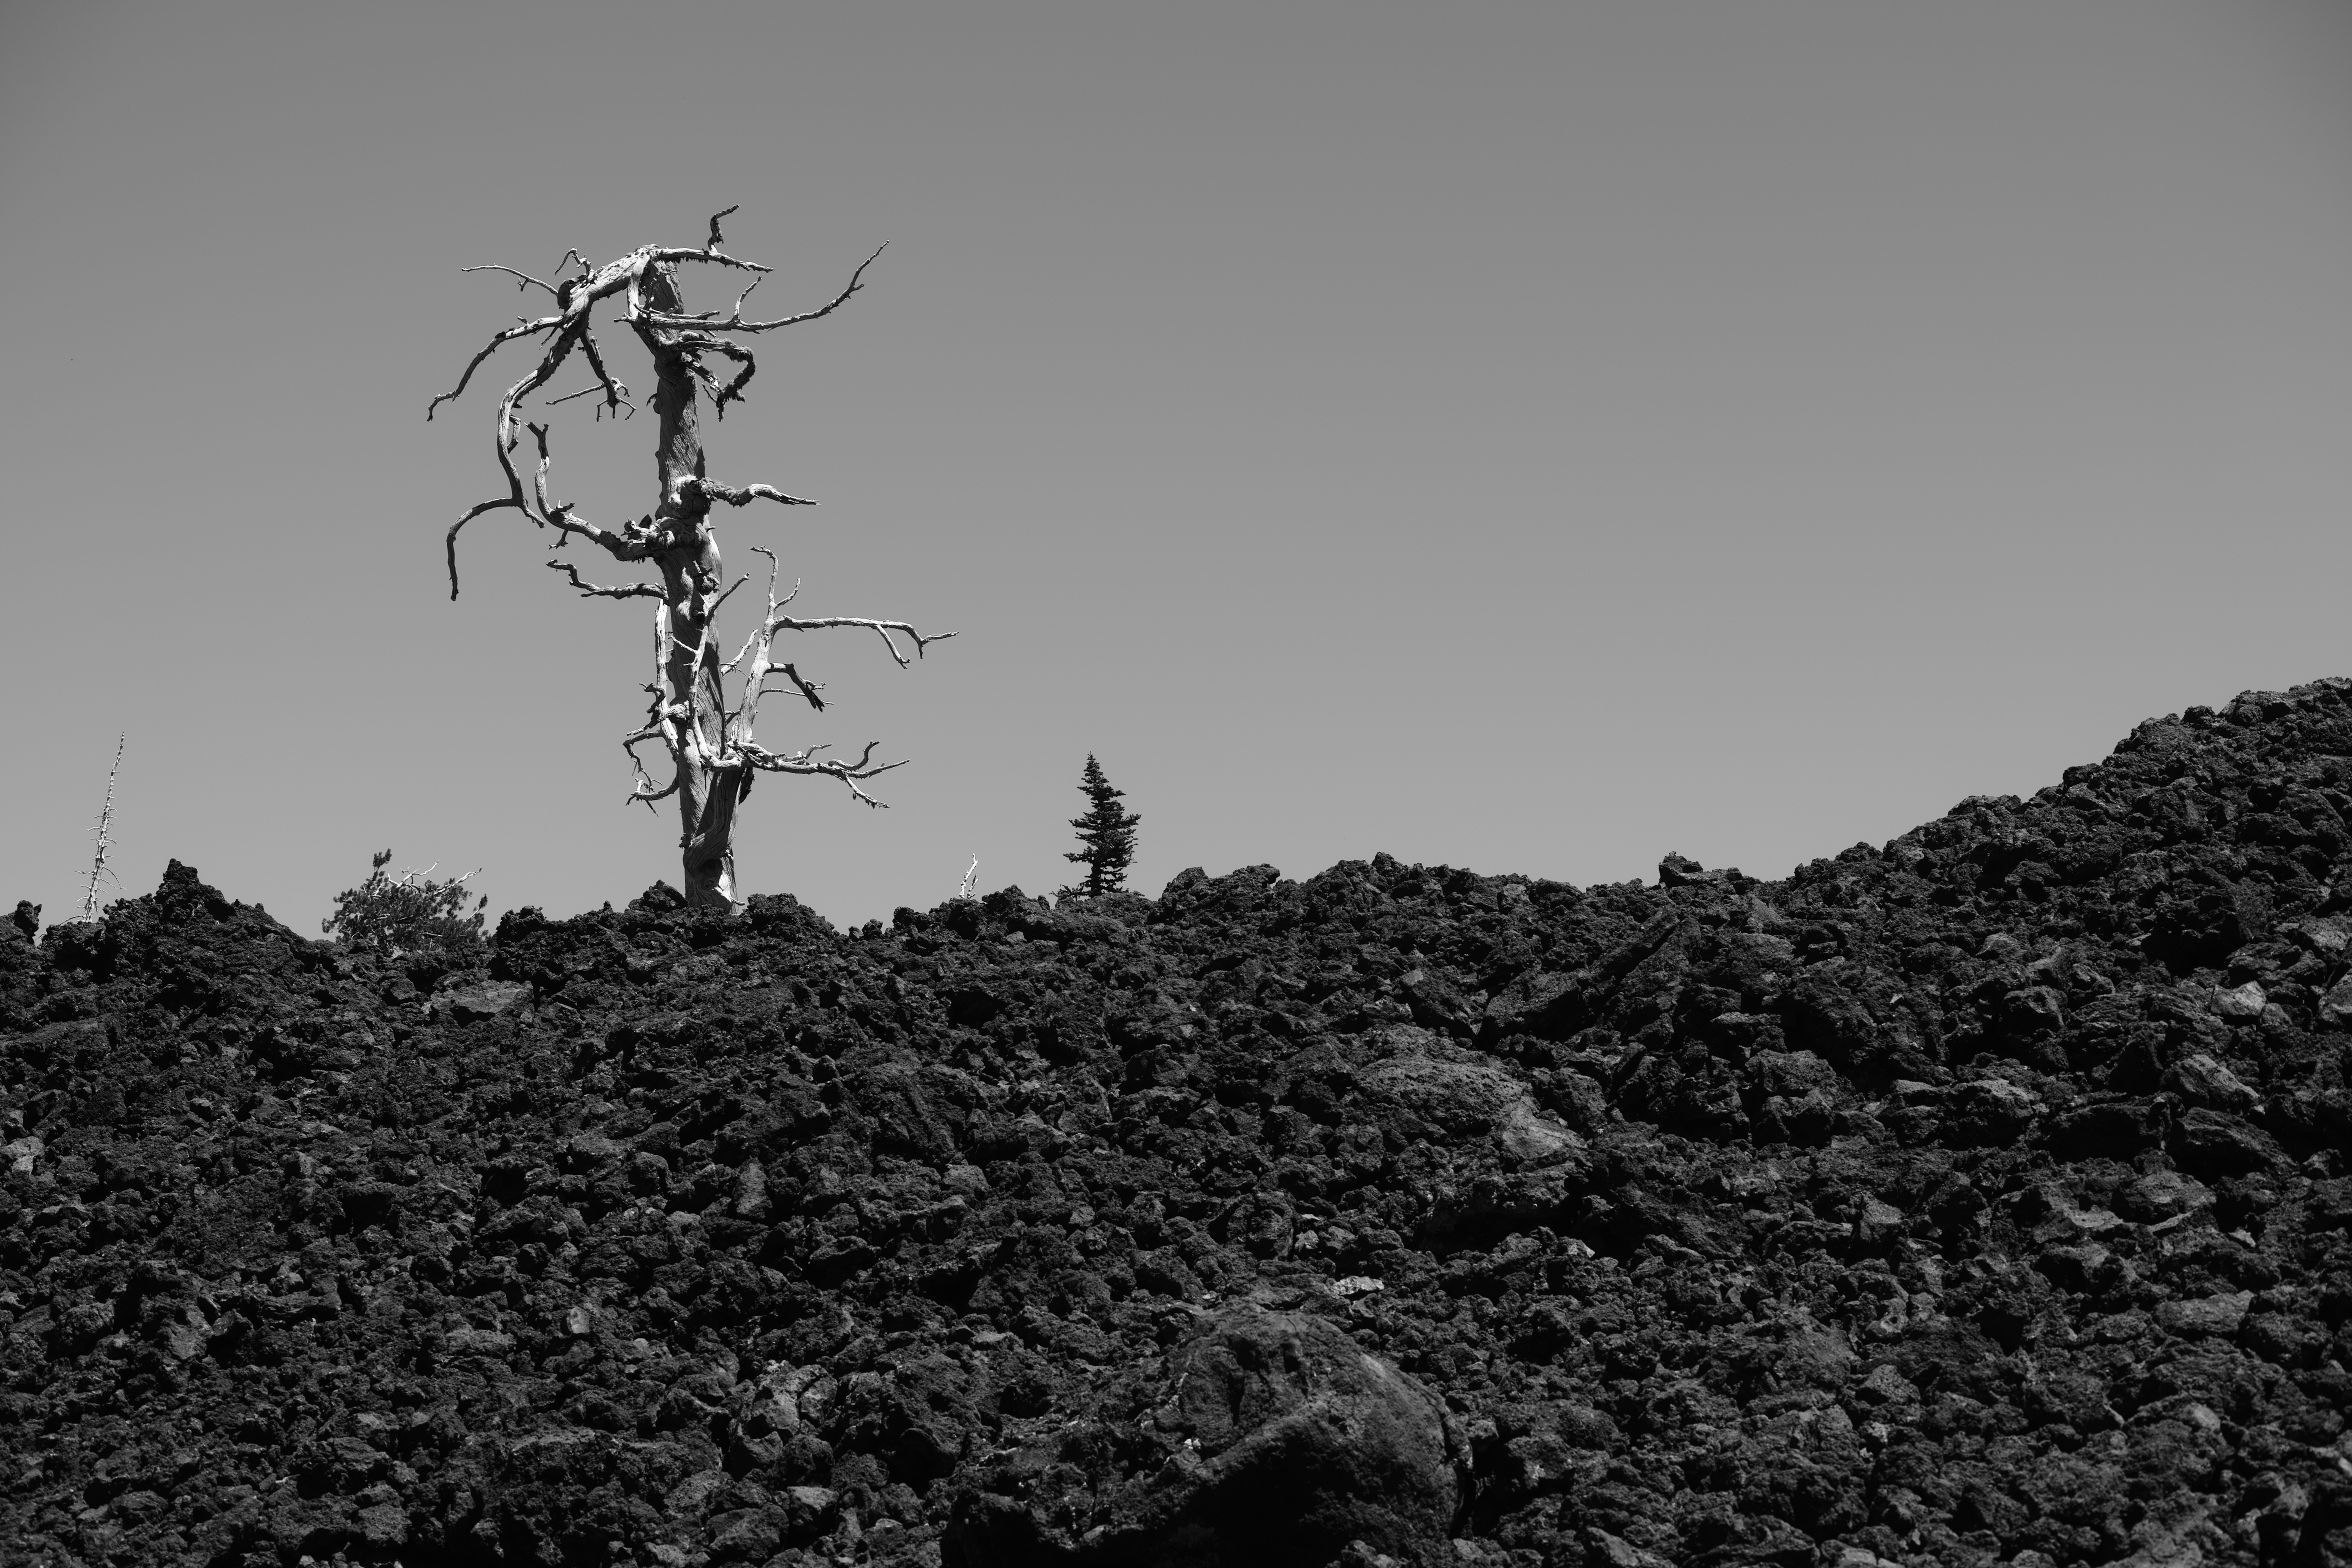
[428,212,950,907]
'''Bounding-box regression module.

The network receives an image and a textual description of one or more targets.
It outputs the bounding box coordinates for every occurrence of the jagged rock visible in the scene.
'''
[2154,1290,2253,1338]
[1356,1032,1578,1164]
[429,976,530,1022]
[946,1306,1456,1567]
[14,681,2352,1567]
[2118,1168,2212,1220]
[2162,1052,2260,1112]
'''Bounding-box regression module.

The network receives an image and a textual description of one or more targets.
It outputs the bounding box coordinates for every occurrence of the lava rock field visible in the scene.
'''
[6,682,2352,1568]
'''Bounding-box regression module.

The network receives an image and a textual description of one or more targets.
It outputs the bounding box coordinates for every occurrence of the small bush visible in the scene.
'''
[324,850,488,958]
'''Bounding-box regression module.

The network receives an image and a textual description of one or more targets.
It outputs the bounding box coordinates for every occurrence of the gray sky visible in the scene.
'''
[4,0,2350,933]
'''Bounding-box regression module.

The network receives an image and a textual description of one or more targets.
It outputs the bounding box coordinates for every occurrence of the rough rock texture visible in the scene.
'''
[6,680,2352,1567]
[950,1304,1456,1566]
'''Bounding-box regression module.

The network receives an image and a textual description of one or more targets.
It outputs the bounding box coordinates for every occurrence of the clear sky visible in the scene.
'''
[4,0,2350,934]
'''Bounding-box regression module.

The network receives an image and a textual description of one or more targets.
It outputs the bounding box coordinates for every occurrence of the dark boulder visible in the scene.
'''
[946,1306,1456,1568]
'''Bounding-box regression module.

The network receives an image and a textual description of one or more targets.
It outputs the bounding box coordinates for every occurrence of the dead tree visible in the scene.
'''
[430,211,950,910]
[80,734,124,921]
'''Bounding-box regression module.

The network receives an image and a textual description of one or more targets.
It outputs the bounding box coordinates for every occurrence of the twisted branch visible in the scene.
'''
[717,546,946,810]
[706,572,752,620]
[700,478,817,510]
[768,614,955,668]
[699,334,758,414]
[462,264,561,298]
[575,326,630,417]
[724,573,799,674]
[546,558,660,600]
[746,740,904,808]
[624,606,687,807]
[426,318,560,422]
[446,498,526,600]
[544,382,636,414]
[636,243,886,334]
[622,728,679,808]
[645,246,772,278]
[764,663,826,712]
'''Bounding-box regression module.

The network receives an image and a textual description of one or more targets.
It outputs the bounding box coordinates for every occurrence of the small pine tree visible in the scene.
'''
[1064,755,1141,898]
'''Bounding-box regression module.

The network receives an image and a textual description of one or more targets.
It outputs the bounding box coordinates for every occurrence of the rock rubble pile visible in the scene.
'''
[6,682,2352,1567]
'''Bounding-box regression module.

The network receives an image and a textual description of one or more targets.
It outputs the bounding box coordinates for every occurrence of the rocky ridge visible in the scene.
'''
[4,682,2352,1566]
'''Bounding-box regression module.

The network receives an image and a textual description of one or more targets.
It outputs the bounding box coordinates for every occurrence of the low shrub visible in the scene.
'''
[322,850,486,959]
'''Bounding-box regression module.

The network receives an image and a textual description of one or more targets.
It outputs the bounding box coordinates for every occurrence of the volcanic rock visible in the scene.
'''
[946,1304,1456,1566]
[8,681,2352,1566]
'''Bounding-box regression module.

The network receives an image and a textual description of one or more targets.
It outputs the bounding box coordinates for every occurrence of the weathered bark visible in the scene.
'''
[636,262,740,908]
[432,220,946,912]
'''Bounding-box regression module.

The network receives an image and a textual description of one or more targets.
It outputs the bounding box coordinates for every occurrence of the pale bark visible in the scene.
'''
[636,260,740,906]
[430,220,946,910]
[80,734,124,920]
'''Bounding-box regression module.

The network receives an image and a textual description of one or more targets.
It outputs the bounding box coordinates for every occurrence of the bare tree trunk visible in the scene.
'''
[638,262,741,908]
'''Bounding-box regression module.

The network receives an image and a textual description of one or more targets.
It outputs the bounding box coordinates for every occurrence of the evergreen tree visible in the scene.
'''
[1064,755,1141,898]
